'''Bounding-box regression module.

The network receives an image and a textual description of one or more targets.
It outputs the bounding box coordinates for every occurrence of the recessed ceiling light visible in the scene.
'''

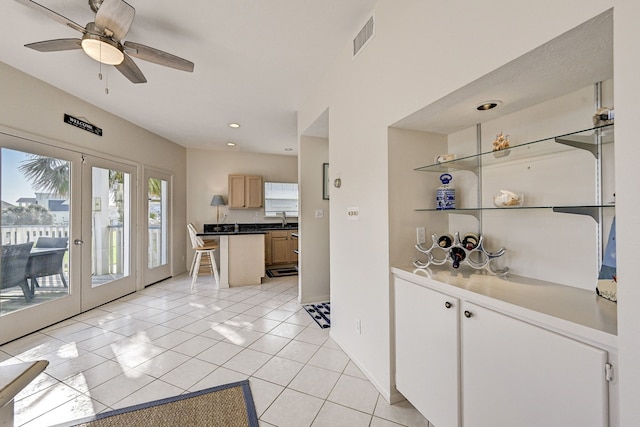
[226,142,236,147]
[284,148,293,152]
[476,100,502,111]
[228,123,241,128]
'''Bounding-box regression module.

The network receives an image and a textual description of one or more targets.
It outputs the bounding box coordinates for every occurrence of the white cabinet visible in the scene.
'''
[462,302,609,427]
[395,277,460,427]
[393,275,613,427]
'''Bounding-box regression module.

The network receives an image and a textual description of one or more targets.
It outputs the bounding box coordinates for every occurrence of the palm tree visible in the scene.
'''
[18,154,162,198]
[18,155,70,197]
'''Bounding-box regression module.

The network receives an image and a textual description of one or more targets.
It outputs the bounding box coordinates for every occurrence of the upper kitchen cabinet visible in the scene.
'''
[228,174,263,209]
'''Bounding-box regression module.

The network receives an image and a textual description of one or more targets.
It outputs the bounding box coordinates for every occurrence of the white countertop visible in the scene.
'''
[392,265,618,350]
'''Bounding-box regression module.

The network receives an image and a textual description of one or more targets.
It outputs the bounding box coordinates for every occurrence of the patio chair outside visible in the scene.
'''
[1,243,35,302]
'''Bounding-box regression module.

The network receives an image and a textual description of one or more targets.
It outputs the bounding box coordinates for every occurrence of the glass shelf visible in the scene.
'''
[415,204,615,221]
[415,124,614,172]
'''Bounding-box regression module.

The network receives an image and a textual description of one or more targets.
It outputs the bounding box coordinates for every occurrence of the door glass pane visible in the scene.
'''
[91,167,130,288]
[1,148,70,315]
[148,178,168,269]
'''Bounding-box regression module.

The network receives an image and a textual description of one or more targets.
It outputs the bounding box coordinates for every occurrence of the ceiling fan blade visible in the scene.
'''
[15,0,86,34]
[124,41,194,72]
[94,0,135,41]
[25,38,82,52]
[115,53,147,84]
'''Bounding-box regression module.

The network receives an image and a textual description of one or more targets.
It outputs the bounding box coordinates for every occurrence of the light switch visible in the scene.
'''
[347,207,360,220]
[416,226,426,244]
[315,209,324,219]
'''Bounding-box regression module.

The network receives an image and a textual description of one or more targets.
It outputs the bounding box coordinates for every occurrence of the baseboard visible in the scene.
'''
[299,294,330,305]
[330,333,402,404]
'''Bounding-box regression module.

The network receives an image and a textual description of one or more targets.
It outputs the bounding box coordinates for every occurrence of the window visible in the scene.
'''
[264,182,298,217]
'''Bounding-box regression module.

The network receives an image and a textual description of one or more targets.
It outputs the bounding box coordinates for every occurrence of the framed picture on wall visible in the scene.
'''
[323,163,329,200]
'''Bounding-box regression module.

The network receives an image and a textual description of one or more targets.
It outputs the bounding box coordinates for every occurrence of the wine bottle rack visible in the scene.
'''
[414,232,509,276]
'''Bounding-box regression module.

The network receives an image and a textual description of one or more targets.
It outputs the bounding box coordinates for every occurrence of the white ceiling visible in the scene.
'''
[1,0,379,155]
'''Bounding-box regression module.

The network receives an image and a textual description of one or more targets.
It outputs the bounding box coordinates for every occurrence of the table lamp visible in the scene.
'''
[210,195,226,231]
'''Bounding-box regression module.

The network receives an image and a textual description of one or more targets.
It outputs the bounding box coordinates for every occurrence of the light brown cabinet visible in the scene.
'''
[228,175,263,208]
[265,229,298,265]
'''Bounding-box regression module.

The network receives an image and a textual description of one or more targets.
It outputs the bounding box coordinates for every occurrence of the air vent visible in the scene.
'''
[353,16,374,57]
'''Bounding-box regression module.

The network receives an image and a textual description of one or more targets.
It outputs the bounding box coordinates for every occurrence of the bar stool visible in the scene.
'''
[187,223,219,289]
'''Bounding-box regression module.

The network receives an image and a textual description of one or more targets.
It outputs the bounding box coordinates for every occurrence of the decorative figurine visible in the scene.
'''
[593,107,614,127]
[493,131,510,151]
[493,190,523,207]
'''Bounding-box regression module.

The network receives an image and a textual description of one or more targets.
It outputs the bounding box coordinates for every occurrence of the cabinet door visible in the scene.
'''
[461,303,609,427]
[228,175,246,208]
[245,175,263,208]
[265,232,272,265]
[394,278,460,427]
[270,231,290,264]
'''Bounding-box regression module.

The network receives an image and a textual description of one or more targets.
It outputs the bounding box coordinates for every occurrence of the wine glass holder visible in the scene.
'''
[414,232,509,276]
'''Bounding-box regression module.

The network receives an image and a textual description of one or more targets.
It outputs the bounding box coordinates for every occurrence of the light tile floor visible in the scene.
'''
[0,274,431,427]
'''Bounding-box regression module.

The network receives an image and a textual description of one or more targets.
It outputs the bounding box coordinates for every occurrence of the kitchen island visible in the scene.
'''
[199,223,297,287]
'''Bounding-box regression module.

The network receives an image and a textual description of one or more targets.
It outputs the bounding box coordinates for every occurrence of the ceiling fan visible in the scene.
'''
[16,0,194,83]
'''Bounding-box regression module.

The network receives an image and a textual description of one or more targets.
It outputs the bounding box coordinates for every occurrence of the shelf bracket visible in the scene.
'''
[552,206,600,223]
[554,135,598,159]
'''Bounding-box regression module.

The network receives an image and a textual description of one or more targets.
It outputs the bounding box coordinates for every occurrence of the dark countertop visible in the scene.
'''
[199,230,267,236]
[200,223,298,236]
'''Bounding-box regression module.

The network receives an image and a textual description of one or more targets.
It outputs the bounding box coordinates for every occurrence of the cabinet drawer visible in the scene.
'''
[269,230,289,238]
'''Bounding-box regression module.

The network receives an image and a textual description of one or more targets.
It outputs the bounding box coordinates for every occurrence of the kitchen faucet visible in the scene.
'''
[281,211,287,227]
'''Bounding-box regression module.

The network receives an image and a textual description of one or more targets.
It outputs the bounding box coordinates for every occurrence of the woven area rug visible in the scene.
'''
[303,302,330,329]
[266,267,298,277]
[55,380,258,427]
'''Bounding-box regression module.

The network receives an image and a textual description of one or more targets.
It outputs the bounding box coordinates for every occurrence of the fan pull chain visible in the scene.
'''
[95,43,109,95]
[98,40,103,81]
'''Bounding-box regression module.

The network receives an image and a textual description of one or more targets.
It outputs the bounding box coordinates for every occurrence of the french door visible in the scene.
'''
[80,155,137,311]
[143,168,172,286]
[0,133,82,343]
[0,132,138,343]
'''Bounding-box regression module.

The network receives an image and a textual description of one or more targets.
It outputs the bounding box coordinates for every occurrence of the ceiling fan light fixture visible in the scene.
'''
[81,36,124,65]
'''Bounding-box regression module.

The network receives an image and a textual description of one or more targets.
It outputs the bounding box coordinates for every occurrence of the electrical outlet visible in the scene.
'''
[356,319,361,334]
[347,207,360,220]
[416,226,426,244]
[315,209,324,219]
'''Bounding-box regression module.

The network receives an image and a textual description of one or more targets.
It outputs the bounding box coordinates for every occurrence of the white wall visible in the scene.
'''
[299,135,330,303]
[388,128,447,267]
[0,61,188,280]
[613,2,640,425]
[297,0,631,408]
